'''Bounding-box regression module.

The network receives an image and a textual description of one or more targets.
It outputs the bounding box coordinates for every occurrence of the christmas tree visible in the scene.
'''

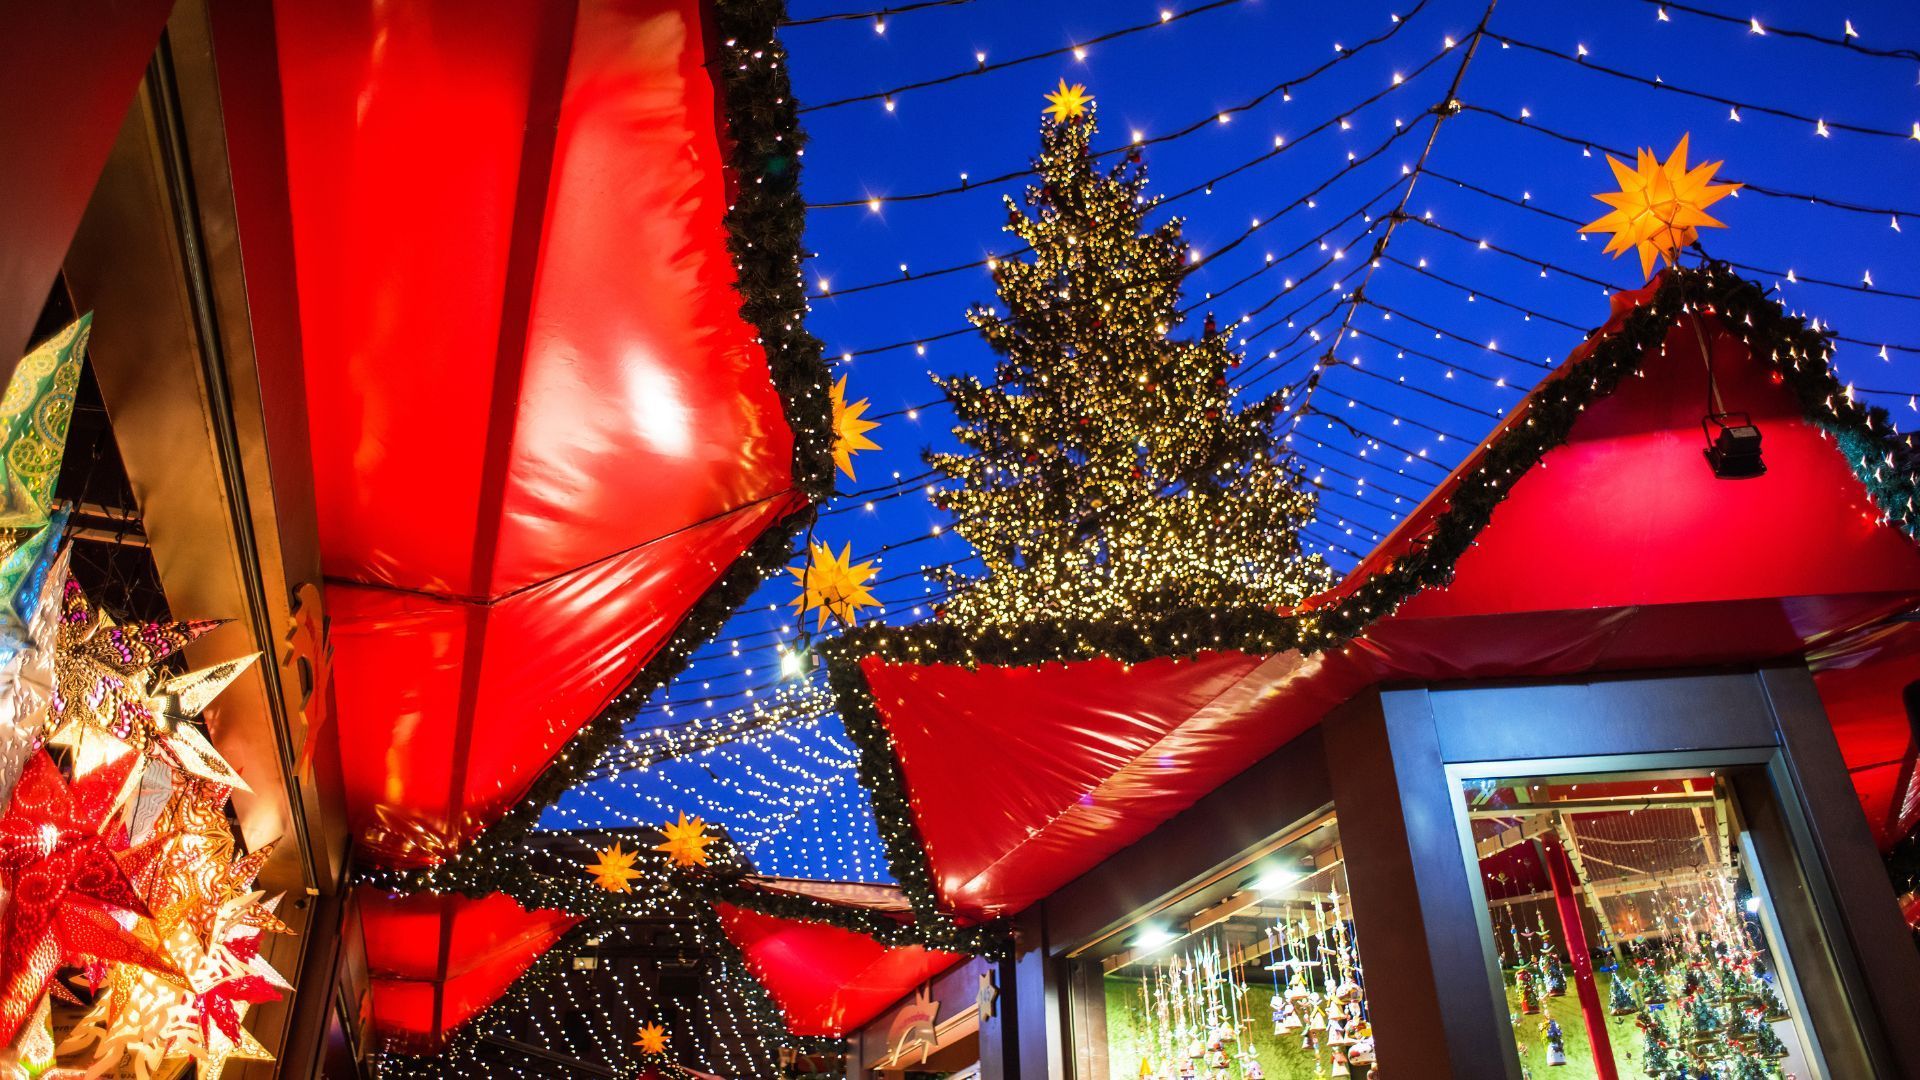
[928,84,1331,628]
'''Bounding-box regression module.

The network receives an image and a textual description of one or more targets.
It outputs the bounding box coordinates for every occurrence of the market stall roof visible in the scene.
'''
[832,272,1920,925]
[714,897,963,1039]
[274,0,821,870]
[360,888,581,1054]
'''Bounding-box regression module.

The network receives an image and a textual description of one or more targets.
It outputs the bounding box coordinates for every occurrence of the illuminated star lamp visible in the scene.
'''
[585,840,644,893]
[633,1021,670,1056]
[789,540,880,630]
[1043,79,1093,123]
[0,314,89,808]
[0,750,176,1044]
[1579,133,1740,278]
[831,375,881,481]
[654,812,716,869]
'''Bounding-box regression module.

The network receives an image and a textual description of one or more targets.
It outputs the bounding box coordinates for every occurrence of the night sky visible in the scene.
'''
[544,0,1920,881]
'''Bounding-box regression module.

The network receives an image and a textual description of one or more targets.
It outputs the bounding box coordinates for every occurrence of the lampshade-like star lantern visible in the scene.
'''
[633,1021,670,1056]
[0,750,177,1044]
[585,840,644,893]
[789,540,880,630]
[1043,79,1093,123]
[1580,134,1741,278]
[652,812,715,868]
[830,376,881,481]
[45,577,258,792]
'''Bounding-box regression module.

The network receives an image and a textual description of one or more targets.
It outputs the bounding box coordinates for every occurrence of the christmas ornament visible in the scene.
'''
[46,578,254,791]
[633,1021,669,1055]
[1579,134,1740,277]
[1042,79,1092,123]
[585,840,644,892]
[788,540,880,629]
[829,375,880,480]
[0,548,65,810]
[0,750,175,1043]
[652,812,715,868]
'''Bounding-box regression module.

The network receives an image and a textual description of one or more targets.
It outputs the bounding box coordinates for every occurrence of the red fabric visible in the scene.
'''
[360,887,580,1052]
[1812,618,1920,850]
[861,282,1920,923]
[714,903,962,1038]
[274,0,805,866]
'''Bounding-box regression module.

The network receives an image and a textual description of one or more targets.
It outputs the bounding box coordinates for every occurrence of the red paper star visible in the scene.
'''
[0,749,176,1043]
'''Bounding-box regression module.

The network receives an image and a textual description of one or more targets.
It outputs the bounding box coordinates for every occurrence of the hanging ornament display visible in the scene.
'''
[829,375,881,481]
[1578,134,1740,277]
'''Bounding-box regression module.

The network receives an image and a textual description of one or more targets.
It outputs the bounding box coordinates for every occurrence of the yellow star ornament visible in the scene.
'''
[789,539,880,629]
[653,812,715,868]
[1579,134,1741,278]
[585,840,644,893]
[1043,79,1093,123]
[634,1021,670,1056]
[831,375,881,480]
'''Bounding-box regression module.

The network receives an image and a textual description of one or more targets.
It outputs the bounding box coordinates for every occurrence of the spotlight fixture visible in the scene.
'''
[1703,412,1764,478]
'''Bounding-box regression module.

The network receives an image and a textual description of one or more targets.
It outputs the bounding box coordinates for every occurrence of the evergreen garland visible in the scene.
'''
[827,261,1920,926]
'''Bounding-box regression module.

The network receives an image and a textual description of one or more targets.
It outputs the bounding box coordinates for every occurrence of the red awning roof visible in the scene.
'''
[276,0,807,868]
[715,901,962,1039]
[849,277,1920,923]
[360,888,581,1054]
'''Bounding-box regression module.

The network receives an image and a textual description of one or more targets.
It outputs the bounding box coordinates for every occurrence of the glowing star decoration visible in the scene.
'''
[0,750,176,1045]
[633,1022,670,1056]
[788,540,880,630]
[652,812,715,868]
[585,840,644,893]
[0,546,67,811]
[45,577,256,792]
[1043,79,1093,123]
[830,375,881,480]
[1579,134,1741,277]
[60,891,290,1080]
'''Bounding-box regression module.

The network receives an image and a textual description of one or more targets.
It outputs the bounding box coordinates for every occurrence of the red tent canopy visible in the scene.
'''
[360,888,581,1053]
[847,278,1920,924]
[715,900,962,1039]
[276,0,809,869]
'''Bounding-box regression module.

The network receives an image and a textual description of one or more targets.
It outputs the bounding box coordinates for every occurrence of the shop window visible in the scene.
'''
[1087,812,1378,1080]
[1460,767,1821,1078]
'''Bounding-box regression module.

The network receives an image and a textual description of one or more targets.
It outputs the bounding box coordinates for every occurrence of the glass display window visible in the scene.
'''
[1459,766,1822,1079]
[1080,813,1379,1080]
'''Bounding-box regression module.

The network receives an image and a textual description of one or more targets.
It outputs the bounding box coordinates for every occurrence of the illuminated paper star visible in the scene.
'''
[585,840,644,892]
[652,813,715,868]
[0,750,176,1044]
[1043,79,1093,123]
[633,1021,670,1055]
[1579,134,1741,277]
[831,375,881,480]
[788,540,880,630]
[46,578,256,792]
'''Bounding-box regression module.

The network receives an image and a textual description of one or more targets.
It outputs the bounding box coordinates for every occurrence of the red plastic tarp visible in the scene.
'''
[360,887,581,1053]
[857,279,1920,923]
[275,0,805,867]
[714,901,962,1039]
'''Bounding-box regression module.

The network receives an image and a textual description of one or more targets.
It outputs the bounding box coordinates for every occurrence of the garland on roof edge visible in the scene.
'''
[824,261,1920,929]
[358,0,832,899]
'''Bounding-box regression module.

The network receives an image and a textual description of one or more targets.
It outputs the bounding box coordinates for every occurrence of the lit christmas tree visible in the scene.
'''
[927,84,1331,628]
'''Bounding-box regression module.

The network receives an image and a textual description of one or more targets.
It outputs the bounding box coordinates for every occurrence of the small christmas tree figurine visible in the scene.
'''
[1607,972,1639,1015]
[1539,946,1568,997]
[1542,1020,1568,1067]
[926,85,1332,628]
[1752,1020,1789,1060]
[1516,970,1542,1015]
